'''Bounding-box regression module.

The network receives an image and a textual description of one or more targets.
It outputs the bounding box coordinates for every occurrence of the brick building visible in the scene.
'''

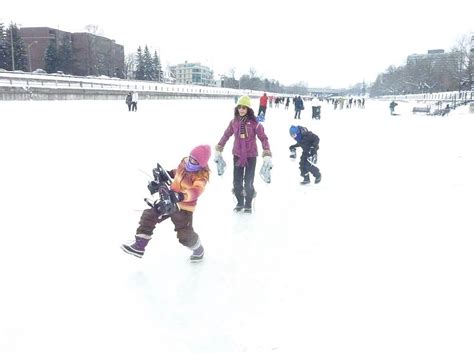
[19,27,124,77]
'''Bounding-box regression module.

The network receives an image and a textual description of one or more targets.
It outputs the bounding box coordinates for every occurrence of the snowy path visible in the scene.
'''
[1,98,473,354]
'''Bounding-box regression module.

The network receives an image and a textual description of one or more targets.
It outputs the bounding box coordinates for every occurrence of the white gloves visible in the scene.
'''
[214,150,226,176]
[259,156,273,183]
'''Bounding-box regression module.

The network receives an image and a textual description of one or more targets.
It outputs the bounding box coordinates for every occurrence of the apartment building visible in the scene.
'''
[19,27,124,77]
[406,49,452,67]
[169,61,213,85]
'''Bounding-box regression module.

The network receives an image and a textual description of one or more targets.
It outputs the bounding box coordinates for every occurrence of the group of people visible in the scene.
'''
[332,97,365,110]
[125,91,139,111]
[258,92,307,119]
[121,95,321,263]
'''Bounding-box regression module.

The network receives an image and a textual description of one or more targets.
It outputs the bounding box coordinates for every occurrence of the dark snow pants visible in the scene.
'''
[233,156,256,208]
[136,208,199,248]
[300,152,320,178]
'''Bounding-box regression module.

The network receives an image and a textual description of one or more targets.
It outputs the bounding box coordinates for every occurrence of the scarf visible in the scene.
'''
[237,115,249,167]
[239,115,248,138]
[185,157,201,172]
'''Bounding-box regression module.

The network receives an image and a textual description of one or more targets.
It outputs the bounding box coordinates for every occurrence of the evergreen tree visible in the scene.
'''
[44,43,59,73]
[142,45,153,80]
[5,24,27,71]
[58,37,74,74]
[222,75,239,89]
[0,23,8,69]
[135,46,144,80]
[152,50,163,82]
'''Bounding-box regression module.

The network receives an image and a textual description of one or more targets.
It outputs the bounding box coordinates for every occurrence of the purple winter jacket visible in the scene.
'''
[217,117,271,166]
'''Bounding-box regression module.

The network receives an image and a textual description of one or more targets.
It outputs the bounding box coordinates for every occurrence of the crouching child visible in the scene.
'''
[289,125,321,184]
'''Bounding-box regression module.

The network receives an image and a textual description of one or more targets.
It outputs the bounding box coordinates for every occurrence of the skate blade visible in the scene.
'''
[120,245,143,258]
[190,258,204,263]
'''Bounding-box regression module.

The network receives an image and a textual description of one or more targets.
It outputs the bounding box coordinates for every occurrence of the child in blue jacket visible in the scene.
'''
[289,125,321,184]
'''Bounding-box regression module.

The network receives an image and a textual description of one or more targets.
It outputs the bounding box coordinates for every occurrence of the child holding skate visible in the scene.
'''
[121,145,211,262]
[289,125,321,184]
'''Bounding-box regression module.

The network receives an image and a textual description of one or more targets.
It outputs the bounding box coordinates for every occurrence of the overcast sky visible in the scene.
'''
[2,0,473,88]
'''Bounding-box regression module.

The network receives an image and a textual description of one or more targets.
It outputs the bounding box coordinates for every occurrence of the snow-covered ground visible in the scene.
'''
[0,98,473,354]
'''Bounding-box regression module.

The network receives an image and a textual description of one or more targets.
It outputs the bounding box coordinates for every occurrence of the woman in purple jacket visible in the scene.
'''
[214,95,272,213]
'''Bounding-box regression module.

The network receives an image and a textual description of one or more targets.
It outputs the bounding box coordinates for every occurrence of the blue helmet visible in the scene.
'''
[289,125,302,141]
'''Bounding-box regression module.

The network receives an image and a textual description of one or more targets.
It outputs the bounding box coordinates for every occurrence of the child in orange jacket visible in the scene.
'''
[121,145,211,262]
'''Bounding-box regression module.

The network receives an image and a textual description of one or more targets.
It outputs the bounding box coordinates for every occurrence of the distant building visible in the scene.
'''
[406,49,450,67]
[406,48,462,82]
[19,27,124,77]
[72,32,124,77]
[169,61,213,85]
[19,27,70,73]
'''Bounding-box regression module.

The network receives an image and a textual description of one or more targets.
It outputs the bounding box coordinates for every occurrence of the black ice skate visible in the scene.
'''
[233,204,244,212]
[300,174,310,185]
[121,236,150,258]
[190,245,204,262]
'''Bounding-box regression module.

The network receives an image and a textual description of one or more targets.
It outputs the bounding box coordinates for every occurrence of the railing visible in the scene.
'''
[0,71,266,98]
[376,90,473,109]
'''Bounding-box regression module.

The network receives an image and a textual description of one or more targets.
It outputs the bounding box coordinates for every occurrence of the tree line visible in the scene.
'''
[0,23,27,71]
[219,67,309,95]
[124,46,310,94]
[124,45,163,81]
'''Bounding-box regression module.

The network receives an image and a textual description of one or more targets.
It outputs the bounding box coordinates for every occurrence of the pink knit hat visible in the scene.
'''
[190,145,211,167]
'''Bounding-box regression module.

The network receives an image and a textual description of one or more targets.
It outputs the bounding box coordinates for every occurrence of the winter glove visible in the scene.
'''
[147,181,160,195]
[289,145,297,159]
[153,199,178,217]
[170,191,185,203]
[308,146,316,156]
[214,150,226,176]
[259,156,273,183]
[289,149,296,159]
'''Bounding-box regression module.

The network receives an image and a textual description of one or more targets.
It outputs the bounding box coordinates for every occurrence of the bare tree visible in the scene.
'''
[227,67,236,79]
[124,52,136,79]
[248,67,257,79]
[84,24,103,36]
[449,35,472,91]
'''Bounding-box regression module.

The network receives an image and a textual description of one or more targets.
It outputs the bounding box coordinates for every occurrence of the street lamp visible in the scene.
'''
[27,41,38,72]
[10,27,15,71]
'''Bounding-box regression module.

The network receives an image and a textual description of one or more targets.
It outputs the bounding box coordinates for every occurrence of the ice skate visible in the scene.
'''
[121,236,150,258]
[190,245,204,262]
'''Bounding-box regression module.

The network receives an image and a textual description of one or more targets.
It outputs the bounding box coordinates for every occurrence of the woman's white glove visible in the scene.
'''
[259,156,273,183]
[214,150,226,176]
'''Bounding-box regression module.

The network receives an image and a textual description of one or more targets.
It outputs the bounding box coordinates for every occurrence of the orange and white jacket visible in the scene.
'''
[170,158,210,212]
